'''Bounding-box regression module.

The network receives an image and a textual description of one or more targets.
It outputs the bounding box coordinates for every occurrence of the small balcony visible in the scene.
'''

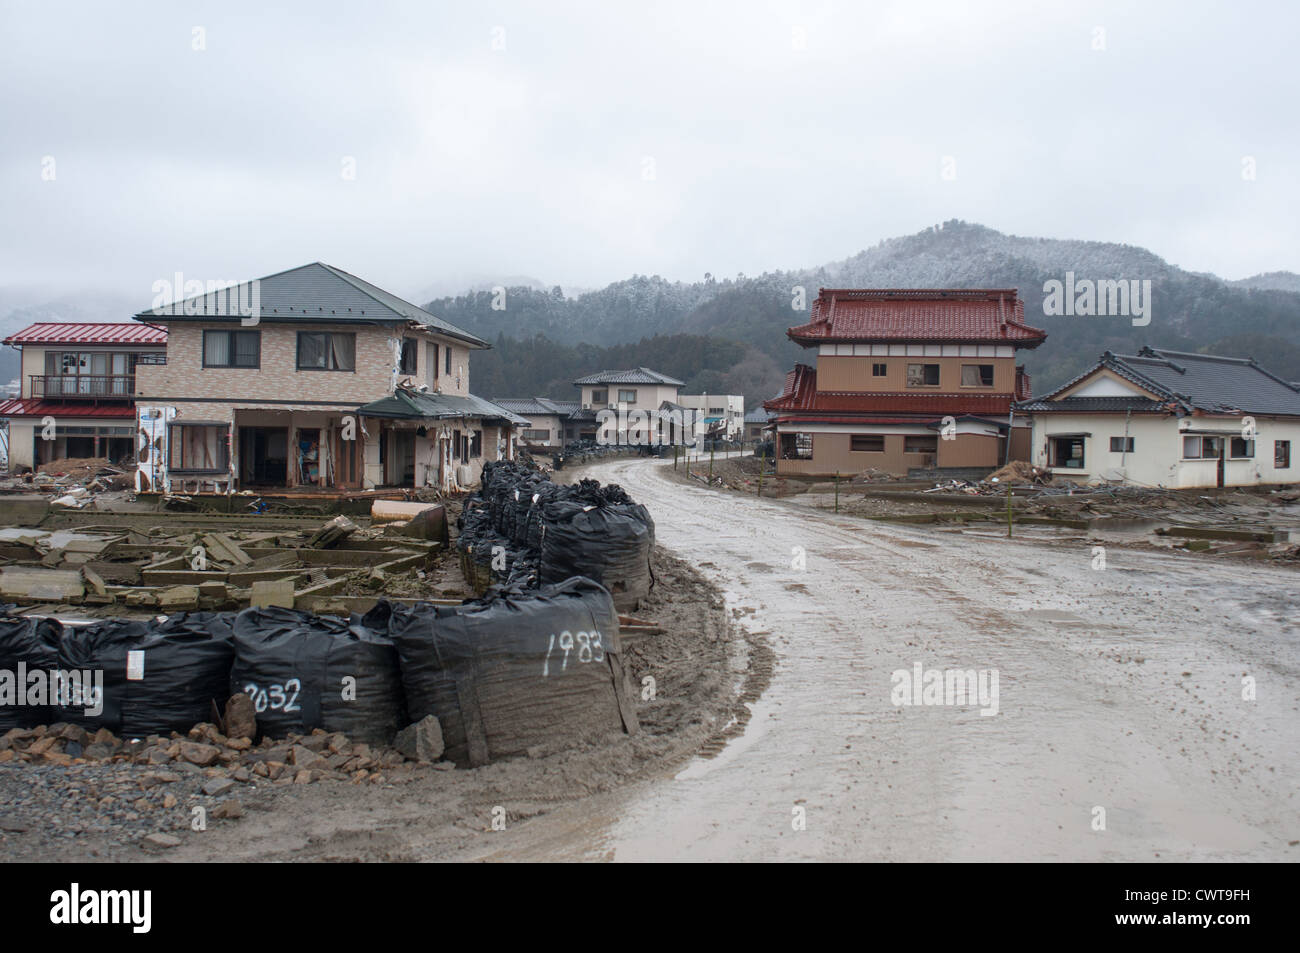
[29,374,136,401]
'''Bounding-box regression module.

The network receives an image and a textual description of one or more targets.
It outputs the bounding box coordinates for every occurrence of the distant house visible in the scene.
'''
[573,367,698,446]
[1017,347,1300,487]
[132,262,524,493]
[677,394,745,440]
[491,397,583,449]
[743,407,775,444]
[0,322,167,470]
[765,289,1044,477]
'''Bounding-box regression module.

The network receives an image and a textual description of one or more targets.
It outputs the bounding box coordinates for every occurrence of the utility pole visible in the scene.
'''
[834,471,839,513]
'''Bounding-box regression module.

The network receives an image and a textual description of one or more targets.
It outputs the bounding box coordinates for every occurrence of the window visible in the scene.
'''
[1276,440,1291,468]
[202,330,260,368]
[523,429,550,441]
[1229,437,1255,459]
[168,424,229,472]
[960,364,995,387]
[470,430,482,458]
[709,407,724,415]
[1109,436,1135,453]
[850,434,885,452]
[906,363,941,387]
[1049,436,1086,469]
[904,435,938,454]
[297,332,355,371]
[780,433,813,459]
[591,389,607,404]
[445,345,452,375]
[872,363,887,377]
[399,339,418,375]
[618,389,637,403]
[1183,435,1223,459]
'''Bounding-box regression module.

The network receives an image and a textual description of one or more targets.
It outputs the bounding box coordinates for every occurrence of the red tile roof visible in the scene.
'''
[0,398,136,419]
[3,322,167,347]
[763,364,1015,416]
[787,289,1046,348]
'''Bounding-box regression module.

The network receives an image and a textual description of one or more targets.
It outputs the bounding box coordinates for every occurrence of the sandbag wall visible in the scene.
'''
[457,461,655,610]
[1,576,640,766]
[376,577,638,767]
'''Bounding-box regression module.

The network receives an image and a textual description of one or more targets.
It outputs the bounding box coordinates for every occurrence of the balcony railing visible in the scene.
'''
[29,375,136,401]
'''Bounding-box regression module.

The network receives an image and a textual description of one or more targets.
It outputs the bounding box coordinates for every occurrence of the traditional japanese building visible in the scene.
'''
[765,289,1046,477]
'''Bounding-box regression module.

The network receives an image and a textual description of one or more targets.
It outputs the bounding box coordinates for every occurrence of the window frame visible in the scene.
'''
[1275,440,1292,468]
[1049,436,1086,469]
[871,362,887,377]
[903,434,939,454]
[960,363,995,388]
[296,331,357,372]
[201,329,261,369]
[167,423,230,474]
[850,434,885,452]
[399,338,418,375]
[906,363,941,388]
[1109,436,1135,453]
[1229,436,1255,459]
[617,388,637,403]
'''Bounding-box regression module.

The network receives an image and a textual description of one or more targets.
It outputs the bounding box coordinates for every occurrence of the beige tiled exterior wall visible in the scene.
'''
[134,322,471,406]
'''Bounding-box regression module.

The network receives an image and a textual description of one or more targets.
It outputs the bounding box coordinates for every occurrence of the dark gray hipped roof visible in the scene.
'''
[356,387,528,425]
[1019,346,1300,416]
[744,408,776,423]
[572,366,684,386]
[134,262,488,347]
[491,397,582,418]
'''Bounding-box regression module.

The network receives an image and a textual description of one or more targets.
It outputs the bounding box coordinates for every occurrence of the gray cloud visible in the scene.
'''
[1,0,1295,306]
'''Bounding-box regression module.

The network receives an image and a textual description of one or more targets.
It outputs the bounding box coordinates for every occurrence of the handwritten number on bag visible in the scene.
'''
[541,631,604,676]
[243,678,302,713]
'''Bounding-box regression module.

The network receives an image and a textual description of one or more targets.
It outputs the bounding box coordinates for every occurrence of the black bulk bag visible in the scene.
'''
[0,613,63,730]
[122,612,235,738]
[538,502,655,610]
[381,577,639,767]
[230,606,404,745]
[56,614,235,736]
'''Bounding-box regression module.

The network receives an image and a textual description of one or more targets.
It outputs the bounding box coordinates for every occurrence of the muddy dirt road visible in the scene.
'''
[492,455,1299,861]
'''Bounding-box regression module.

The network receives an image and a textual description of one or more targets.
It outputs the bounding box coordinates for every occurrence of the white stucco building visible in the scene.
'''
[1018,347,1300,488]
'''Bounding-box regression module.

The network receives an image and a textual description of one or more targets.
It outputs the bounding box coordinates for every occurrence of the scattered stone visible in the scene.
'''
[201,778,237,797]
[142,832,181,849]
[178,742,221,767]
[393,715,445,763]
[211,799,243,819]
[224,693,257,741]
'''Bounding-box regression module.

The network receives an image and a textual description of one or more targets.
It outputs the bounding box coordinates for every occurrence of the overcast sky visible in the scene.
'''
[1,0,1296,305]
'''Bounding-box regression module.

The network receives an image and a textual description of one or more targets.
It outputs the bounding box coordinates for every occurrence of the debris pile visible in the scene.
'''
[457,461,655,609]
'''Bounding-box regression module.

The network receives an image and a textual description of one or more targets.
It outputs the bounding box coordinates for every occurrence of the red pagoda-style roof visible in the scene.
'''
[787,289,1046,348]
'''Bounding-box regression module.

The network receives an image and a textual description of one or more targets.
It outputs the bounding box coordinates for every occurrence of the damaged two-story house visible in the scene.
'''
[132,262,525,494]
[765,289,1046,477]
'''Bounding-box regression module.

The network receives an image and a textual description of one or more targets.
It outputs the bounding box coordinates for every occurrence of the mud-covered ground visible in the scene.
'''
[490,455,1299,861]
[0,545,758,862]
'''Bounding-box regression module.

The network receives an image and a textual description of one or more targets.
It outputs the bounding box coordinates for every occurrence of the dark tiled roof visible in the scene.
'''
[1023,347,1300,417]
[4,322,167,346]
[134,262,488,347]
[572,366,684,386]
[788,289,1046,348]
[492,397,582,417]
[1015,396,1168,413]
[356,388,528,424]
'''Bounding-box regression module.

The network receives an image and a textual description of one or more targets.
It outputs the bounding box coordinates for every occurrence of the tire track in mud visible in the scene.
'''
[562,457,1300,862]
